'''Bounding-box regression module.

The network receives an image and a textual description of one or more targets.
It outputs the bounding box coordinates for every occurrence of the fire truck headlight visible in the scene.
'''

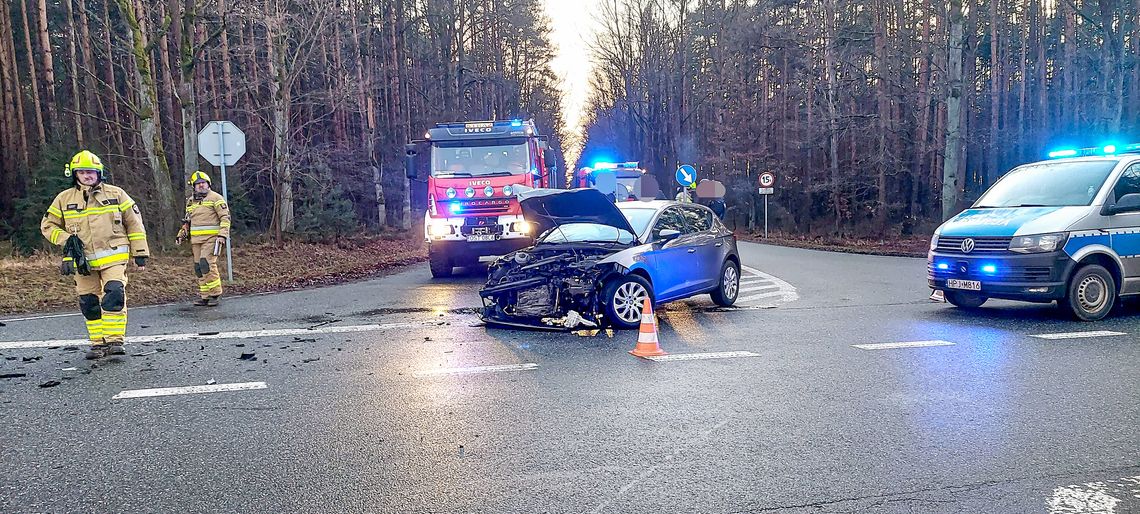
[428,220,453,237]
[465,186,475,198]
[446,187,457,199]
[511,221,532,234]
[484,185,494,197]
[503,185,514,196]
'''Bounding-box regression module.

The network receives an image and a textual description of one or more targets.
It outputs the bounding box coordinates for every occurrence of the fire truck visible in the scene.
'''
[406,119,558,278]
[576,161,647,201]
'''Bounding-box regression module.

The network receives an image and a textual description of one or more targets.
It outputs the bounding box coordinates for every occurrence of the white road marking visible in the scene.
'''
[112,381,268,400]
[737,265,799,306]
[414,363,538,377]
[1048,475,1140,514]
[645,351,760,362]
[739,284,779,294]
[852,340,956,350]
[1031,331,1128,340]
[0,321,437,350]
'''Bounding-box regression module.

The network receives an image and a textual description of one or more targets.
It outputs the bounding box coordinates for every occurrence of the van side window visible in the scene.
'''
[1113,164,1140,202]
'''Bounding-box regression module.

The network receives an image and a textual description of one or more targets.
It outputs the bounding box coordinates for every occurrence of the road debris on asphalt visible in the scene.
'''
[38,380,61,388]
[239,352,257,361]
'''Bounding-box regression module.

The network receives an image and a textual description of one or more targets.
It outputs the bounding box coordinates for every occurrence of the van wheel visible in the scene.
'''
[601,275,653,329]
[429,250,453,278]
[944,291,988,309]
[1061,264,1116,321]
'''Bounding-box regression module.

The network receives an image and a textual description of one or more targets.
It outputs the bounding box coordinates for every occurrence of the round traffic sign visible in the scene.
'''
[759,172,776,188]
[676,165,697,187]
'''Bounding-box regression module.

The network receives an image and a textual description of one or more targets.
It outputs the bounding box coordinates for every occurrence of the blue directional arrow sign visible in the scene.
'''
[675,165,696,187]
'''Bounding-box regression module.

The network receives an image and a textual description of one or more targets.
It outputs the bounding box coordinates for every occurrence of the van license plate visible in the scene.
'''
[947,279,981,291]
[468,234,497,242]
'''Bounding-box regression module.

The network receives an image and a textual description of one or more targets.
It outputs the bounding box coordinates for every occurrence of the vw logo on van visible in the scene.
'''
[961,238,976,253]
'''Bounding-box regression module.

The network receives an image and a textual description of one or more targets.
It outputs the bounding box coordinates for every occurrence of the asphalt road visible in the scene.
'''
[1,241,1138,513]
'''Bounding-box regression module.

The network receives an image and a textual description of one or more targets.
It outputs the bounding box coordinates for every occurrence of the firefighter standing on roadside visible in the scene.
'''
[176,171,231,306]
[40,151,150,360]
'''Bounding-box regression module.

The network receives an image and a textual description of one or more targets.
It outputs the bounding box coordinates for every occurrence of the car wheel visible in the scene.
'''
[710,260,740,307]
[602,275,653,329]
[1061,264,1116,321]
[429,250,453,278]
[944,290,987,309]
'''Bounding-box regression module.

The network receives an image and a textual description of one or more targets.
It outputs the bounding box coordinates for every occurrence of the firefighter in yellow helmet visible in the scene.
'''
[40,151,150,360]
[176,171,231,306]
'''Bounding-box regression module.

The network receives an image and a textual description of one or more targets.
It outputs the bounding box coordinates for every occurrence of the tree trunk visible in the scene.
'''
[102,0,124,151]
[35,0,56,131]
[18,0,45,147]
[942,0,965,220]
[116,0,177,239]
[64,0,83,145]
[987,0,1000,186]
[265,12,294,238]
[823,0,841,234]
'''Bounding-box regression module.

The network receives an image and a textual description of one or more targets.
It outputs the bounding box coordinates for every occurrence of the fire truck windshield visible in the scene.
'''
[431,140,530,178]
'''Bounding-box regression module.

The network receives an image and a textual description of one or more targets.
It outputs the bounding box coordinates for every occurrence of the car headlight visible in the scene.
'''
[446,187,457,199]
[930,234,939,251]
[465,186,475,198]
[1009,232,1068,253]
[511,221,532,234]
[503,185,514,196]
[484,185,494,197]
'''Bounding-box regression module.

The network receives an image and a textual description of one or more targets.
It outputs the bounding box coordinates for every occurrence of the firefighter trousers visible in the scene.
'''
[192,238,223,299]
[73,264,129,345]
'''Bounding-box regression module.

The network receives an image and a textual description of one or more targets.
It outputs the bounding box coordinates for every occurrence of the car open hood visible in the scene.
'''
[517,187,638,240]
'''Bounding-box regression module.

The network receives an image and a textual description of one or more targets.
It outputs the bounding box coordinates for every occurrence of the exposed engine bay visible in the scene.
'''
[479,243,629,329]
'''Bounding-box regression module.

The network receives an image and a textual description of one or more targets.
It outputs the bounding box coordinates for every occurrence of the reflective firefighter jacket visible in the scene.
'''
[41,183,150,269]
[185,190,231,244]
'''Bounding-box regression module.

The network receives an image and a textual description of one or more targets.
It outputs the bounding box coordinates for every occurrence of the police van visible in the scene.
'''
[928,143,1140,320]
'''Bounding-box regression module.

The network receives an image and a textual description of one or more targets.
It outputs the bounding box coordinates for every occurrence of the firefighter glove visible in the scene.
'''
[134,257,147,267]
[63,235,91,276]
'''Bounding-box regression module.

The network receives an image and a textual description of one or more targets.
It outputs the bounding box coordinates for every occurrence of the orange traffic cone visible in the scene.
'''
[629,297,667,358]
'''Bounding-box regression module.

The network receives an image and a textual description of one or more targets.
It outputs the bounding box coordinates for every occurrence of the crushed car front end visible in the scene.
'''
[478,187,646,330]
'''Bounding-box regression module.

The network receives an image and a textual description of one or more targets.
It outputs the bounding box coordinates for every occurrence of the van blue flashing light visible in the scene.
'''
[1103,145,1117,154]
[1048,149,1078,158]
[982,264,997,274]
[937,263,950,271]
[510,120,523,127]
[449,203,462,214]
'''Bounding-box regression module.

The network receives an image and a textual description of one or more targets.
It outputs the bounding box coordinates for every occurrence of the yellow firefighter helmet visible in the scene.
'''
[64,150,106,179]
[188,171,212,185]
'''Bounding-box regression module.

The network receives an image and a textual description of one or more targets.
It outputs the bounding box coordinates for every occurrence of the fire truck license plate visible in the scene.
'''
[469,234,496,242]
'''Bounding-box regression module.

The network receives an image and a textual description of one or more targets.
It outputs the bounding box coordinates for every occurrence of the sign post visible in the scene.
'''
[758,172,777,238]
[197,121,247,283]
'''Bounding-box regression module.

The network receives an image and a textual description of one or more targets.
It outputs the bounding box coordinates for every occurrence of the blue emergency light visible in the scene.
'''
[981,264,997,274]
[510,119,523,127]
[1048,142,1140,159]
[937,263,950,271]
[449,203,462,214]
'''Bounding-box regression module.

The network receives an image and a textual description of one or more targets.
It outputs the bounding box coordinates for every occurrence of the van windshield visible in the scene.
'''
[974,161,1118,208]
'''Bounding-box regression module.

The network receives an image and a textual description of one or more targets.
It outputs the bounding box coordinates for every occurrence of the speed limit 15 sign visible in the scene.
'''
[759,172,776,188]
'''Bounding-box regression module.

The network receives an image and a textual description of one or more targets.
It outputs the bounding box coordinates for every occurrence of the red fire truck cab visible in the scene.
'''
[406,119,558,278]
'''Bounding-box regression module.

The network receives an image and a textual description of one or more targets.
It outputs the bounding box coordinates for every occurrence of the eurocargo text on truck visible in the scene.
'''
[406,119,559,278]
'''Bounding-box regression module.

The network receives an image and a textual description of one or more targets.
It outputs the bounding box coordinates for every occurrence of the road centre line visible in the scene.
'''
[645,351,760,362]
[414,363,538,377]
[852,340,956,350]
[1031,330,1128,340]
[112,381,268,400]
[0,321,436,350]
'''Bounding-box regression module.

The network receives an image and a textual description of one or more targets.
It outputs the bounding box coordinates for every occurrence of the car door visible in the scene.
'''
[679,205,721,291]
[1106,161,1140,293]
[643,207,693,301]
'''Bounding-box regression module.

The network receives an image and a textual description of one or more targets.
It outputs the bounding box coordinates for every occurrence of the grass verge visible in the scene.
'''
[738,231,931,258]
[0,236,427,316]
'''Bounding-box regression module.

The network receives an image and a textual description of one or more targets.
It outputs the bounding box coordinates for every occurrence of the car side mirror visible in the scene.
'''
[656,229,681,243]
[404,144,418,179]
[1109,193,1140,215]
